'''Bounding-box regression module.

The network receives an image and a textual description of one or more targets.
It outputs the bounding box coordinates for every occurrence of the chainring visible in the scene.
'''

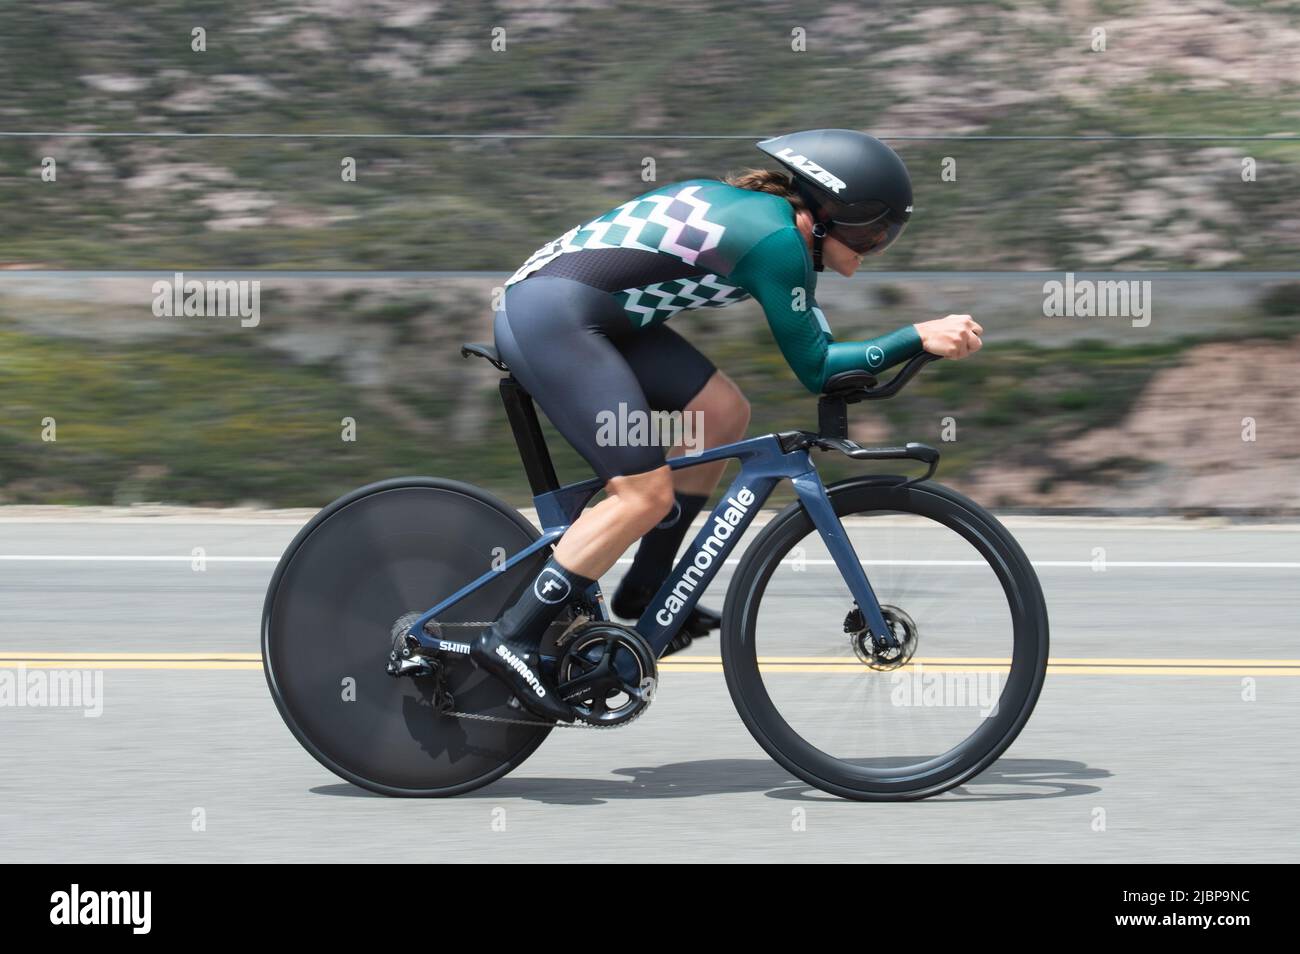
[555,622,658,727]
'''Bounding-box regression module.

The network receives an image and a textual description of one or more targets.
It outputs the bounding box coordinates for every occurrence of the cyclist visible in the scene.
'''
[475,128,983,721]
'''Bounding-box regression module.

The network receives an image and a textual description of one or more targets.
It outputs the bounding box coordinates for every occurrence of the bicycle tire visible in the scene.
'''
[721,475,1049,801]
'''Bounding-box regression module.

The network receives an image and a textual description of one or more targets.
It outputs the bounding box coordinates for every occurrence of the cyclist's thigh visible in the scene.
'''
[613,322,717,413]
[495,276,666,481]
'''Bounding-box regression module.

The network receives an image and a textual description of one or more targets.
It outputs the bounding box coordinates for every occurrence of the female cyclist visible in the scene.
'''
[474,128,983,721]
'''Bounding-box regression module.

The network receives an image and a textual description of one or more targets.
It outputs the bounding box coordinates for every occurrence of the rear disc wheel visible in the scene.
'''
[262,478,554,797]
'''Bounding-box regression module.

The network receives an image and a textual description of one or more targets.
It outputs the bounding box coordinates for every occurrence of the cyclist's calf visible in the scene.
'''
[552,466,675,580]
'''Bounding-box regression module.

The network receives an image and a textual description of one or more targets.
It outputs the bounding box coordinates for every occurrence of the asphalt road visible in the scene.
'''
[1,511,1297,863]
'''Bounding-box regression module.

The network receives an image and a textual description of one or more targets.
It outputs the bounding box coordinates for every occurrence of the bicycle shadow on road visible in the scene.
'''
[313,757,1107,804]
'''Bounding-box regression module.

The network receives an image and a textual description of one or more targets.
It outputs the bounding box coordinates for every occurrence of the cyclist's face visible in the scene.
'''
[794,209,872,277]
[823,234,865,277]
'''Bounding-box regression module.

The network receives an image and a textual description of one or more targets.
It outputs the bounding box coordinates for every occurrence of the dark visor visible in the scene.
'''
[827,205,906,256]
[829,218,905,256]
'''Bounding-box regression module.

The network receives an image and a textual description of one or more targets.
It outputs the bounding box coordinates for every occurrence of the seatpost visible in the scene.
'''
[817,395,849,440]
[498,376,560,495]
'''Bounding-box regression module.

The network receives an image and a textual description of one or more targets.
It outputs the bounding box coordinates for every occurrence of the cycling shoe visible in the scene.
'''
[471,624,576,723]
[681,602,721,637]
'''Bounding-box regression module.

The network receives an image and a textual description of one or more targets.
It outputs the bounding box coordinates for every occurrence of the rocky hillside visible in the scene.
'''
[0,0,1298,270]
[2,1,1299,510]
[961,336,1300,511]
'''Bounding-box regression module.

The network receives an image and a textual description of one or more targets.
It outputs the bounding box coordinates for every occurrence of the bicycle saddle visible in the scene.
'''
[460,342,510,372]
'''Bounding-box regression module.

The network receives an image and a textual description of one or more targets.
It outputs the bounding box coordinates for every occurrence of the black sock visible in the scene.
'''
[496,556,595,646]
[613,492,709,615]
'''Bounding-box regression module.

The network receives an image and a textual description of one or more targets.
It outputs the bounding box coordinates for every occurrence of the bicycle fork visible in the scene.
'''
[790,470,900,653]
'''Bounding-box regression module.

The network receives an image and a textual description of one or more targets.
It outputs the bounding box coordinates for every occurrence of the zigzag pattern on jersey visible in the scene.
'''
[619,274,752,328]
[505,185,729,286]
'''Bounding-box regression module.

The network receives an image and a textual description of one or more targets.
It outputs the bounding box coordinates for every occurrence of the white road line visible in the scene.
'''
[0,556,1295,569]
[0,556,279,562]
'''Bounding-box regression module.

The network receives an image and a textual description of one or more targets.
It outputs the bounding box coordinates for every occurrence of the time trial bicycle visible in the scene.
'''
[262,343,1049,800]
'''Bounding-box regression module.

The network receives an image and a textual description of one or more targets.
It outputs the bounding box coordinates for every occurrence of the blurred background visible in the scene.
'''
[1,0,1298,511]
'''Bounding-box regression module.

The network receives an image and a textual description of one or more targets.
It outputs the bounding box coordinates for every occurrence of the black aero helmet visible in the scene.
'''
[756,129,912,270]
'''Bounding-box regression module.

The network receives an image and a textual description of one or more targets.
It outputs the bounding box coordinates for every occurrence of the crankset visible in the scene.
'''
[555,621,657,727]
[844,604,918,671]
[385,602,591,678]
[384,611,655,729]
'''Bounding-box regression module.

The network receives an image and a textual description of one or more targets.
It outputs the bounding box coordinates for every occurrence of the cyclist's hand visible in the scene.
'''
[914,315,983,360]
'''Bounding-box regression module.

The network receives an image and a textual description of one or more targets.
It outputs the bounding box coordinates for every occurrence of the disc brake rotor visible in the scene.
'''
[846,604,918,671]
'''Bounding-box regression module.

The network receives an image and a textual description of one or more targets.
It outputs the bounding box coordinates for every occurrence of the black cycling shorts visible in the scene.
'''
[494,275,717,481]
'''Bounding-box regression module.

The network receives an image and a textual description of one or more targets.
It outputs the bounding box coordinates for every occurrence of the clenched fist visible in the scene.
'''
[914,315,983,360]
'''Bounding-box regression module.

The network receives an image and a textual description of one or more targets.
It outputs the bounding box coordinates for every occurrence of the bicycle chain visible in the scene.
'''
[439,703,648,730]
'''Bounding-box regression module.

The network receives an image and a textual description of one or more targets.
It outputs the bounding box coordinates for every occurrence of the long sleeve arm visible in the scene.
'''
[730,228,924,393]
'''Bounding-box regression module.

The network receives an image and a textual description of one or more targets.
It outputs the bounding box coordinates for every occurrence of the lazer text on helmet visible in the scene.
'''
[773,148,846,194]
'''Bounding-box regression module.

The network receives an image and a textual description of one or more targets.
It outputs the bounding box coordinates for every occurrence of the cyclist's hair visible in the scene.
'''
[722,168,809,213]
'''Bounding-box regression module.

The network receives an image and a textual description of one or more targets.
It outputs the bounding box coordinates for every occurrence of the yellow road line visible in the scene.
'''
[0,652,262,670]
[661,656,1300,665]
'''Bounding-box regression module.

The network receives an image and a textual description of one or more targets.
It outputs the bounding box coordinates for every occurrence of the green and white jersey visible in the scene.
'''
[506,179,920,393]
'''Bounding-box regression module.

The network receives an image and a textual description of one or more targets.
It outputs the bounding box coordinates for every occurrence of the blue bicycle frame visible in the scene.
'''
[405,430,896,659]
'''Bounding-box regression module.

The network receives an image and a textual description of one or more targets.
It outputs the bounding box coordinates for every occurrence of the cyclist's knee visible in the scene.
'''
[688,372,750,444]
[638,470,677,523]
[731,389,752,436]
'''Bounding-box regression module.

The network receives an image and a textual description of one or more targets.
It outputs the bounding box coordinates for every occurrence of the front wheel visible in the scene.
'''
[721,476,1049,801]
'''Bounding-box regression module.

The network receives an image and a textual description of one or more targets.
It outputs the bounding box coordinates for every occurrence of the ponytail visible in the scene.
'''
[722,168,809,214]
